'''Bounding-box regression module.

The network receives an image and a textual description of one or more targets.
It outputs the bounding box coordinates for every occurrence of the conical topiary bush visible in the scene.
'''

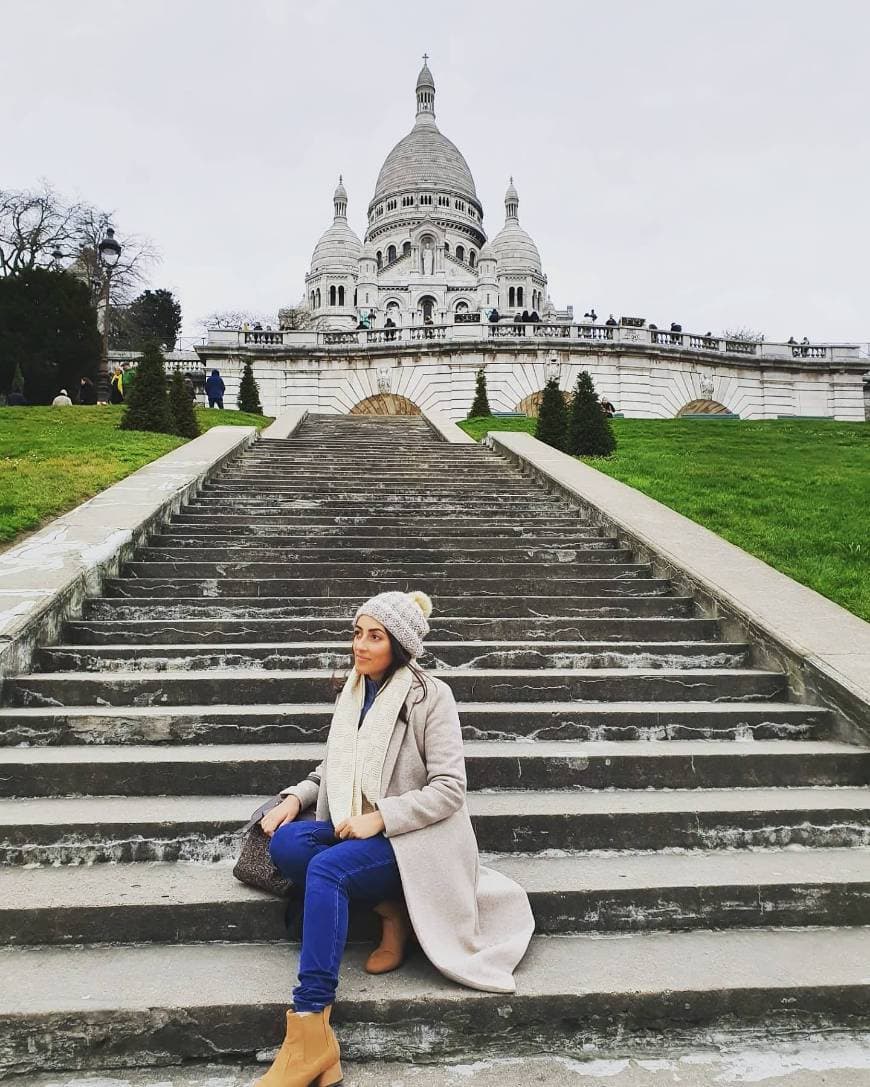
[467,367,491,418]
[237,360,263,415]
[566,369,617,457]
[168,369,201,439]
[119,341,174,433]
[535,377,568,450]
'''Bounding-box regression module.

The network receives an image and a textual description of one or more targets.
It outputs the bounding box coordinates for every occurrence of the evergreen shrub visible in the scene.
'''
[168,370,201,438]
[535,377,568,450]
[119,340,174,433]
[237,360,263,415]
[567,370,617,456]
[468,367,491,418]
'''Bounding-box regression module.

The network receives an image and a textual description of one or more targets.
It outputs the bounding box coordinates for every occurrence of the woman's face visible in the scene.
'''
[352,615,393,681]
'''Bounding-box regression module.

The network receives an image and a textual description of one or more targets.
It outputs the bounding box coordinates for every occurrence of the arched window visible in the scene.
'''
[402,240,411,256]
[469,250,476,268]
[329,285,336,306]
[444,242,450,255]
[338,285,345,306]
[376,251,382,270]
[456,245,465,262]
[509,286,516,308]
[517,286,524,307]
[353,289,357,306]
[387,244,397,263]
[309,291,315,309]
[455,301,469,314]
[315,288,321,308]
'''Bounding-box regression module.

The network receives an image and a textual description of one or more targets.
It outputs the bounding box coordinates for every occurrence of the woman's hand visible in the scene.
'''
[260,795,302,837]
[334,811,386,840]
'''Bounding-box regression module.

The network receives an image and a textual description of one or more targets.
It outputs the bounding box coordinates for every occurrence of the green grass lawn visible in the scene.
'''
[0,406,273,547]
[460,416,870,622]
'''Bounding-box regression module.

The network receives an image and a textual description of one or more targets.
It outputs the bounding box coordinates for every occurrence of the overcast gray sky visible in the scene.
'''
[5,0,869,343]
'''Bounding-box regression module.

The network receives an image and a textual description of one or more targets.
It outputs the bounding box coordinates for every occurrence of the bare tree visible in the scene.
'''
[278,305,313,330]
[0,183,158,306]
[0,182,86,276]
[723,327,765,342]
[72,206,159,307]
[198,309,275,331]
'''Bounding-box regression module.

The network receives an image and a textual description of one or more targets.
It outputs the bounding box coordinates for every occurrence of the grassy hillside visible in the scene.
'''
[460,416,870,622]
[0,406,272,547]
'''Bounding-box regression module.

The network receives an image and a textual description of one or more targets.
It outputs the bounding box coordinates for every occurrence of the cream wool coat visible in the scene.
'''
[282,672,535,994]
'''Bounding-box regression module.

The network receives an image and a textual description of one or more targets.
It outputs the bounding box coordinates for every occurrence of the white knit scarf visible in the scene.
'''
[325,666,415,825]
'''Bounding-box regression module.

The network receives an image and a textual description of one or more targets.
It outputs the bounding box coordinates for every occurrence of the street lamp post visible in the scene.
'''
[96,227,122,404]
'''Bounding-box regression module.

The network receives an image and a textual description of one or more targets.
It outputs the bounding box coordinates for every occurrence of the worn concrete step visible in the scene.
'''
[0,701,830,748]
[163,522,603,540]
[103,576,671,600]
[186,493,567,508]
[5,848,870,947]
[3,740,866,798]
[135,547,634,567]
[118,562,654,583]
[3,787,868,865]
[151,533,617,551]
[169,513,591,528]
[63,616,719,645]
[4,668,786,708]
[37,640,751,673]
[4,927,870,1073]
[205,479,541,493]
[82,595,697,620]
[138,545,629,564]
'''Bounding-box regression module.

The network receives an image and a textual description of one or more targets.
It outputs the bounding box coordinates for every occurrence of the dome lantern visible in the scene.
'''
[416,54,435,122]
[333,175,348,220]
[505,177,519,221]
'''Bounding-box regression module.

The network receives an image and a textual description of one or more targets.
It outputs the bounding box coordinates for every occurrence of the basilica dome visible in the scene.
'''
[490,178,542,273]
[371,61,479,208]
[310,176,362,273]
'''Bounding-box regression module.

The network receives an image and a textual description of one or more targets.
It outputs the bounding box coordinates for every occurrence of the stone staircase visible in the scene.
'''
[1,413,869,1074]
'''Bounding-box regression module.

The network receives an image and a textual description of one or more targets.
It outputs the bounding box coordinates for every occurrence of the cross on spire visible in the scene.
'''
[423,52,429,63]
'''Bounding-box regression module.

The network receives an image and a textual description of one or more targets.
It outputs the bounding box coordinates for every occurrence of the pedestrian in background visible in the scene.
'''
[205,368,225,409]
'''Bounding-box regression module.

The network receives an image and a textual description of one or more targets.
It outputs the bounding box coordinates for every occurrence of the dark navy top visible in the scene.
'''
[358,675,382,728]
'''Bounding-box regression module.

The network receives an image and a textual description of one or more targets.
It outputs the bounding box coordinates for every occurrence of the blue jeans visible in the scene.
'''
[269,819,402,1012]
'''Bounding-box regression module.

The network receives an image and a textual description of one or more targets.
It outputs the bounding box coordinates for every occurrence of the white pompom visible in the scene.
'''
[408,589,433,619]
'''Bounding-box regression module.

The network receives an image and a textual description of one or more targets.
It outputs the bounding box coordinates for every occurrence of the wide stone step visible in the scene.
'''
[169,513,590,528]
[0,700,830,748]
[3,740,865,798]
[103,576,671,599]
[82,595,698,620]
[38,640,751,673]
[184,495,565,510]
[118,561,654,582]
[6,926,870,1074]
[153,532,617,550]
[0,700,830,752]
[2,787,869,864]
[135,546,634,565]
[205,480,541,493]
[5,848,870,947]
[62,615,725,645]
[4,668,786,708]
[164,522,602,540]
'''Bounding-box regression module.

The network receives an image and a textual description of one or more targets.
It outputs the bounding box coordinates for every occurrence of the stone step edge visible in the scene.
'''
[2,929,870,1075]
[1,737,860,766]
[5,848,870,911]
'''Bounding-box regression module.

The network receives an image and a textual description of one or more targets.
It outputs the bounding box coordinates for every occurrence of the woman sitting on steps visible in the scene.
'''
[256,589,534,1087]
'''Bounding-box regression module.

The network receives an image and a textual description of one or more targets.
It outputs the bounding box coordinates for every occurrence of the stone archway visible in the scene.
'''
[517,390,571,419]
[349,394,422,416]
[676,399,733,416]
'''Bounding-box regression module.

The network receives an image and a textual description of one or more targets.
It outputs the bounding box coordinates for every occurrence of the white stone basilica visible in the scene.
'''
[305,59,554,330]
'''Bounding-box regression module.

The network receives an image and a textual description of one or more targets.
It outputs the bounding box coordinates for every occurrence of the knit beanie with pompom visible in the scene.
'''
[355,590,433,659]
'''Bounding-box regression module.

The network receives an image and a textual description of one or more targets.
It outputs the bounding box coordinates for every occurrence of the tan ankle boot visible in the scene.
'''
[365,898,411,975]
[253,1005,342,1087]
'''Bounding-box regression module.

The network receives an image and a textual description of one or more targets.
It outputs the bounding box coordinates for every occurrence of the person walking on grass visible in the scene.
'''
[205,368,225,409]
[256,589,534,1087]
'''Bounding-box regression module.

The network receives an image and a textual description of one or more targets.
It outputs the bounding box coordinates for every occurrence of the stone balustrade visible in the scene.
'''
[204,322,862,363]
